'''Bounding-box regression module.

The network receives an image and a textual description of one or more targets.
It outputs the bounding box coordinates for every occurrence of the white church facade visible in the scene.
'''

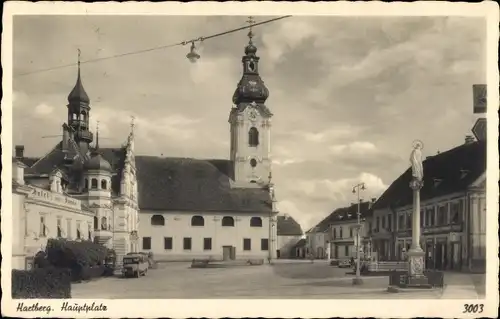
[12,27,280,267]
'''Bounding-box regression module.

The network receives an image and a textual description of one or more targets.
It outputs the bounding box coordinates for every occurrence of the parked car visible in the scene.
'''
[122,254,149,278]
[338,258,351,268]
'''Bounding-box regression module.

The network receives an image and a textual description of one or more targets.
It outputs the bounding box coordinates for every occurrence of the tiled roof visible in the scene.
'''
[277,215,303,236]
[309,201,373,232]
[372,140,486,210]
[293,238,307,248]
[25,142,67,175]
[16,157,40,167]
[135,156,272,213]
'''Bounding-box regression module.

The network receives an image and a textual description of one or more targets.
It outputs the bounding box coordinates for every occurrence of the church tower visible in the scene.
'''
[67,50,93,155]
[229,17,273,186]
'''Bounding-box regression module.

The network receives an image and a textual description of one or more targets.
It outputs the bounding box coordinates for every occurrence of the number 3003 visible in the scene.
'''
[463,304,484,313]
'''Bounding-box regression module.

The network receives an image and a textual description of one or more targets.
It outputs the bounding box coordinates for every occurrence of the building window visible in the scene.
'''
[243,238,251,251]
[368,222,373,234]
[40,216,46,237]
[183,237,192,250]
[344,245,349,256]
[164,237,173,250]
[66,219,72,238]
[248,127,259,147]
[349,227,353,238]
[191,215,204,226]
[84,179,88,189]
[91,178,98,189]
[426,207,435,226]
[142,237,151,250]
[376,216,380,232]
[76,221,81,239]
[398,214,405,230]
[451,200,463,224]
[437,205,447,225]
[57,218,62,237]
[203,238,212,250]
[333,228,337,239]
[406,212,412,229]
[222,216,235,227]
[339,227,343,238]
[93,216,98,230]
[101,179,107,190]
[381,216,386,229]
[261,238,269,251]
[101,217,107,230]
[250,217,262,227]
[151,215,165,226]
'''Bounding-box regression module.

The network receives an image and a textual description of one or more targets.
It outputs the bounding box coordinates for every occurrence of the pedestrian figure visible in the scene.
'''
[350,256,355,268]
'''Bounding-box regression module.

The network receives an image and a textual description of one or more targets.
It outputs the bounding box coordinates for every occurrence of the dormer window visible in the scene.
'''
[460,169,470,179]
[433,178,443,188]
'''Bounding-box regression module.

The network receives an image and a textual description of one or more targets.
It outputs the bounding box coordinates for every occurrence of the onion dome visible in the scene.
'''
[68,55,90,104]
[84,152,112,172]
[232,39,269,105]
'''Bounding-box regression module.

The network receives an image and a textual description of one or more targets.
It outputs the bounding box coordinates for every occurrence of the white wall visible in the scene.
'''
[12,193,26,269]
[22,187,94,257]
[139,210,272,260]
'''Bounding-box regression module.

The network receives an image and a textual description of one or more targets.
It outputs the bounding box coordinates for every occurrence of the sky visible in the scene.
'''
[12,15,486,230]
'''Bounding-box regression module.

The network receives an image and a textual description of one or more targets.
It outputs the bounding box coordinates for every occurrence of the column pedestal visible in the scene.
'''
[406,248,430,287]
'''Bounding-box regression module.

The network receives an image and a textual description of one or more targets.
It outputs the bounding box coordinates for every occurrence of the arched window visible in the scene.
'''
[248,127,259,147]
[191,215,205,226]
[84,178,88,189]
[91,178,98,189]
[222,216,235,227]
[250,217,262,227]
[93,216,98,230]
[101,179,107,190]
[151,215,165,226]
[101,217,107,230]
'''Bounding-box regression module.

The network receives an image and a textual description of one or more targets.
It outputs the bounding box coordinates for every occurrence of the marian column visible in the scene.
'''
[407,140,428,286]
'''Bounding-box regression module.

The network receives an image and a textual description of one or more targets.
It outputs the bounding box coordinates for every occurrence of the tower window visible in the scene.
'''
[94,216,98,230]
[101,179,107,190]
[248,61,256,72]
[91,178,98,189]
[249,127,259,147]
[250,158,257,168]
[101,217,107,230]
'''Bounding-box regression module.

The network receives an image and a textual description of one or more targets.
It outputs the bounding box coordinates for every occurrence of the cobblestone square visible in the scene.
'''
[71,262,484,299]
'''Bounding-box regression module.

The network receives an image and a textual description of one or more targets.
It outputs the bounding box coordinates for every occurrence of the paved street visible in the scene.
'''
[71,262,485,299]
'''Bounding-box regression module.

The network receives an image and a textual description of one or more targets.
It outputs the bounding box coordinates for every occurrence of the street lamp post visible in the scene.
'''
[352,182,366,286]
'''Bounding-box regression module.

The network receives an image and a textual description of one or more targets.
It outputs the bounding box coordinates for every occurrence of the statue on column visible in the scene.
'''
[410,140,424,182]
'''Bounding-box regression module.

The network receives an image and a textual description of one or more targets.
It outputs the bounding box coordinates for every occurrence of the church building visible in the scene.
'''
[12,27,279,266]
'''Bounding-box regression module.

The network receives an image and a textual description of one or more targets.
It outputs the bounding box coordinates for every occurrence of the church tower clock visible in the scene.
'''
[229,17,273,186]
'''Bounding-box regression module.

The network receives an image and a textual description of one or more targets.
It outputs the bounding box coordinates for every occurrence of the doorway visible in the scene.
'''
[223,246,231,261]
[450,242,461,270]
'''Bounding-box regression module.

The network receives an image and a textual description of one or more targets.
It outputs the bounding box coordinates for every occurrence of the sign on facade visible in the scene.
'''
[472,117,487,141]
[472,84,487,114]
[27,187,81,209]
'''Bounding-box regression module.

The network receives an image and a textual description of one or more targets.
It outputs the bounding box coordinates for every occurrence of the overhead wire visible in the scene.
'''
[14,15,292,78]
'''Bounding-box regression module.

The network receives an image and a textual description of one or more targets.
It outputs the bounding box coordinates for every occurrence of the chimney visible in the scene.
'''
[15,145,24,159]
[464,135,475,144]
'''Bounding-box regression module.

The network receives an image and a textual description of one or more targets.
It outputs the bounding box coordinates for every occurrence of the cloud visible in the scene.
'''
[33,103,54,116]
[12,15,485,231]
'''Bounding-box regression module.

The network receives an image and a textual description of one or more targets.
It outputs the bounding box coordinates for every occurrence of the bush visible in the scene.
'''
[12,268,71,299]
[46,238,107,268]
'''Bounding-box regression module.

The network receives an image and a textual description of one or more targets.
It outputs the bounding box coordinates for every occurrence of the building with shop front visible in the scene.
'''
[371,138,486,272]
[327,201,375,260]
[13,29,278,266]
[276,214,303,258]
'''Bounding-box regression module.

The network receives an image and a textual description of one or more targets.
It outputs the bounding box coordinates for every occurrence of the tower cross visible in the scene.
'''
[246,16,255,42]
